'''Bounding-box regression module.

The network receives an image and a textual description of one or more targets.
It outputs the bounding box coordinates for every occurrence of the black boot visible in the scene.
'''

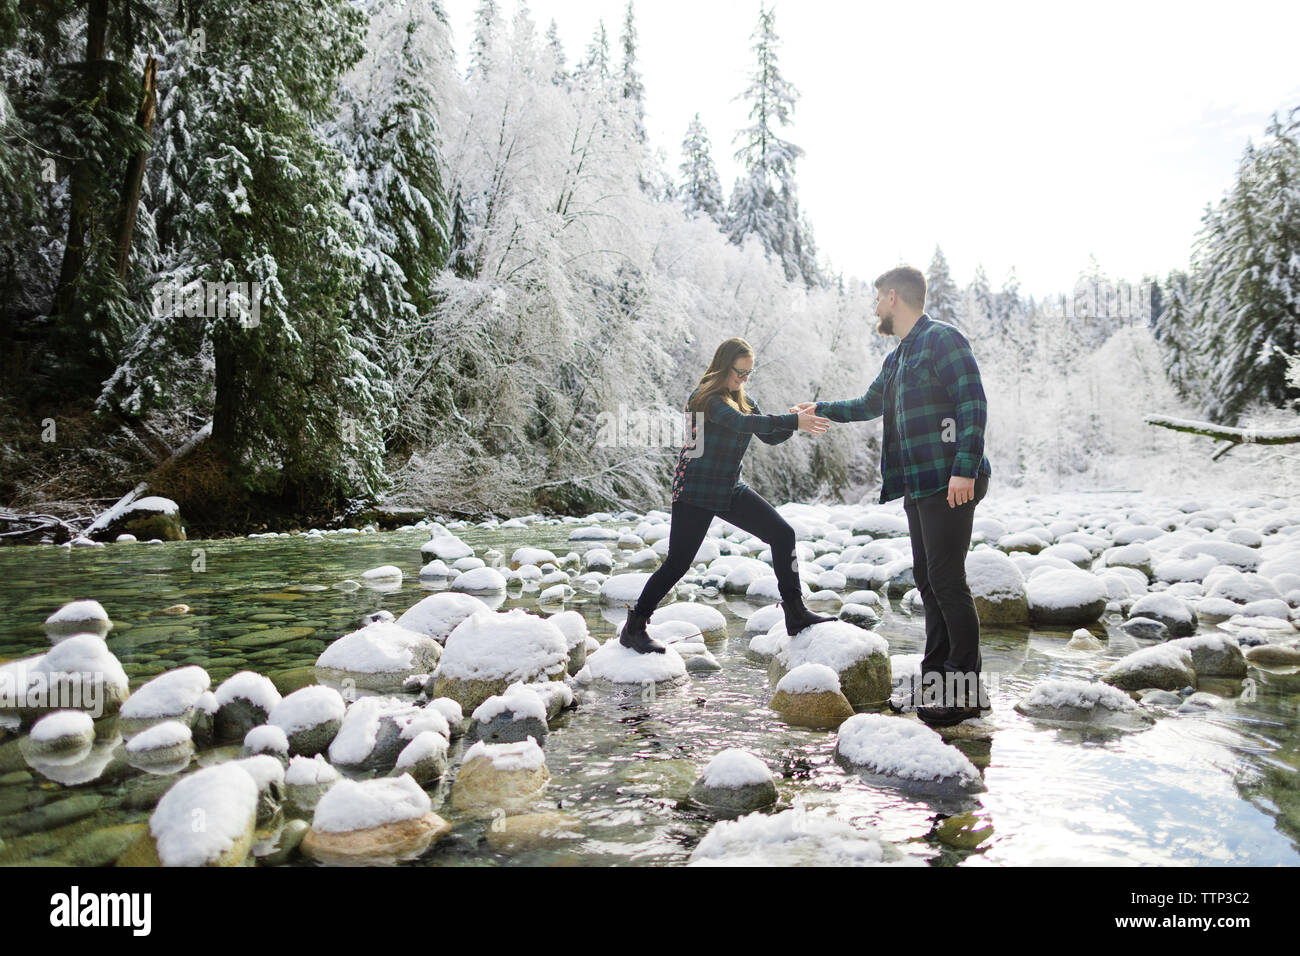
[619,605,666,654]
[780,597,837,637]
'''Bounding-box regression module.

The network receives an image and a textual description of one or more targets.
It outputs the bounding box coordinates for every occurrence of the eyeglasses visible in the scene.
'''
[731,366,754,380]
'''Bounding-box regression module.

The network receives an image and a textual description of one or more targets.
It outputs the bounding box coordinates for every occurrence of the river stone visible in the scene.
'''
[767,621,891,709]
[1013,679,1154,730]
[688,749,778,816]
[1025,567,1108,626]
[301,812,449,866]
[770,687,855,730]
[27,711,96,756]
[283,755,341,819]
[1127,593,1199,638]
[1119,617,1169,641]
[449,738,550,815]
[1165,633,1246,678]
[393,731,450,786]
[119,763,258,867]
[1243,643,1300,667]
[227,626,316,650]
[314,621,442,693]
[838,603,882,628]
[834,713,984,796]
[967,549,1030,624]
[256,818,310,866]
[268,685,346,757]
[44,600,113,640]
[1102,643,1198,692]
[214,672,281,742]
[99,496,186,542]
[484,811,581,853]
[58,823,148,867]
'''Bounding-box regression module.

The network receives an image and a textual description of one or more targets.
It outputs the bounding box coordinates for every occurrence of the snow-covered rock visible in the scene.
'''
[1013,679,1154,730]
[585,636,689,688]
[315,621,442,692]
[1025,567,1108,626]
[451,566,509,593]
[284,754,342,818]
[214,672,281,742]
[1102,643,1197,692]
[44,600,112,640]
[768,621,891,708]
[302,774,449,866]
[967,549,1029,624]
[688,809,912,867]
[118,665,211,737]
[467,684,550,746]
[834,713,984,794]
[396,592,491,644]
[649,602,728,641]
[769,663,854,729]
[688,749,777,815]
[1126,592,1198,638]
[268,685,347,757]
[449,737,550,815]
[120,763,259,867]
[1165,632,1246,678]
[27,710,95,756]
[432,608,569,711]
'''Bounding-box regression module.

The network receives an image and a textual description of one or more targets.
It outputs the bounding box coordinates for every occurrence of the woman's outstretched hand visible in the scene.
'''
[794,406,830,435]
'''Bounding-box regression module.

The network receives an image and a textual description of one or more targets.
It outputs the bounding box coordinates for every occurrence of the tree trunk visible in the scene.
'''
[52,0,110,320]
[114,54,157,279]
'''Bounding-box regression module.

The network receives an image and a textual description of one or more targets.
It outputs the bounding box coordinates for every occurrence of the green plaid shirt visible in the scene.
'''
[672,389,797,511]
[817,313,991,504]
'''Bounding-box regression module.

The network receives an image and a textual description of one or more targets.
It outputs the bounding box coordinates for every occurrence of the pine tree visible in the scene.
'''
[577,20,610,86]
[925,246,961,325]
[994,266,1023,338]
[1189,108,1300,423]
[726,4,820,287]
[470,0,502,81]
[964,264,993,335]
[678,113,725,223]
[619,1,645,143]
[545,19,569,87]
[1154,270,1200,401]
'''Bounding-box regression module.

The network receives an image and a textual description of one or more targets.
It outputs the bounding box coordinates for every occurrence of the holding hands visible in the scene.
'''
[790,402,830,435]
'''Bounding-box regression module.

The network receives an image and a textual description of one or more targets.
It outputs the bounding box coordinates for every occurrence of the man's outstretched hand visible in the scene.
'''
[789,402,818,414]
[947,475,976,508]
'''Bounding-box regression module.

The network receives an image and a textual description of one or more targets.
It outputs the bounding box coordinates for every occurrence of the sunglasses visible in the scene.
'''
[731,366,755,380]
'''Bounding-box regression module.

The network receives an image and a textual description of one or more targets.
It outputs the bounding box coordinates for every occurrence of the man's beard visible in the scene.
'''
[876,311,894,335]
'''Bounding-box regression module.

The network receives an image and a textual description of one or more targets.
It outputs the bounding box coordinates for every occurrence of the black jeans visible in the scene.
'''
[903,474,990,707]
[634,486,802,617]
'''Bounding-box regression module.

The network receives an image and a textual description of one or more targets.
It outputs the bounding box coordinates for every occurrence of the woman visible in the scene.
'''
[620,337,837,654]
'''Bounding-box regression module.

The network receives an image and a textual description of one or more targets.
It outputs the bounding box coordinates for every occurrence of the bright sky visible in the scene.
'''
[443,0,1300,300]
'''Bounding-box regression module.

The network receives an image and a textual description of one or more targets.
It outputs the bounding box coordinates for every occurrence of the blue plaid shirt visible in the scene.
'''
[672,389,798,511]
[817,313,991,504]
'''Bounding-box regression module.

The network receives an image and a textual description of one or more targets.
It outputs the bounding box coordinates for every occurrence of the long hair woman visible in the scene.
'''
[620,337,837,654]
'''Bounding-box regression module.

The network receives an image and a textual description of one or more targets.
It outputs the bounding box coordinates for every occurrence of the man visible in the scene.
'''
[792,265,993,727]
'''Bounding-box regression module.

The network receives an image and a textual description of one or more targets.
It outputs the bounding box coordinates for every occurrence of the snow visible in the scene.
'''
[150,763,259,866]
[285,754,341,786]
[546,609,589,650]
[774,621,888,671]
[311,773,432,833]
[422,536,474,560]
[1107,642,1195,676]
[462,735,546,772]
[1019,679,1138,712]
[599,572,654,604]
[44,600,111,634]
[396,592,490,642]
[651,602,727,634]
[233,754,285,790]
[585,637,688,683]
[397,707,451,741]
[700,749,773,788]
[316,621,434,674]
[472,683,547,723]
[125,720,192,752]
[688,809,905,867]
[122,495,180,516]
[396,730,449,770]
[437,609,569,682]
[451,566,509,592]
[268,685,346,734]
[361,565,403,581]
[775,662,842,695]
[1023,567,1107,608]
[328,696,410,765]
[30,710,94,742]
[512,547,558,566]
[215,671,281,711]
[243,724,289,754]
[120,665,211,719]
[835,713,980,788]
[27,634,128,694]
[424,697,464,728]
[965,549,1027,599]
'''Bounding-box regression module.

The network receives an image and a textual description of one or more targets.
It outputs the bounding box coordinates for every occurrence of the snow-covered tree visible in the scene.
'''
[1189,107,1300,424]
[1154,269,1201,401]
[678,113,725,223]
[726,4,820,287]
[545,19,569,87]
[925,246,961,325]
[620,1,646,143]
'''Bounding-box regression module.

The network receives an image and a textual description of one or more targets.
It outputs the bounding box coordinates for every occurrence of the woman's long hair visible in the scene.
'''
[688,338,755,414]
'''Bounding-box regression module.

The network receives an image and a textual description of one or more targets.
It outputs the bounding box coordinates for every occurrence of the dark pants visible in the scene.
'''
[903,474,990,707]
[634,486,802,617]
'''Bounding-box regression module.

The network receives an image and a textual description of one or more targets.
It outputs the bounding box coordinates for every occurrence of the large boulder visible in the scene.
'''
[301,775,449,866]
[119,763,258,866]
[98,496,186,542]
[966,549,1029,624]
[1025,567,1108,626]
[1102,643,1197,692]
[449,737,550,815]
[314,621,442,693]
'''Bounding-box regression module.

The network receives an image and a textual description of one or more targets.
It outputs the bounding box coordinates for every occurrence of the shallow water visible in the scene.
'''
[0,522,1297,866]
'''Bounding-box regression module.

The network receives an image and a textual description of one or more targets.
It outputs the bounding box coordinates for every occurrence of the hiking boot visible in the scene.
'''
[619,606,666,654]
[916,704,983,727]
[780,598,837,637]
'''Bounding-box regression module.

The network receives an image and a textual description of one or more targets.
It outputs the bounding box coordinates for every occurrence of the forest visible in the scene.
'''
[1,0,1297,537]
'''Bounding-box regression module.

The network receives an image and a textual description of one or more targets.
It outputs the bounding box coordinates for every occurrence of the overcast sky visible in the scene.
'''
[443,0,1300,300]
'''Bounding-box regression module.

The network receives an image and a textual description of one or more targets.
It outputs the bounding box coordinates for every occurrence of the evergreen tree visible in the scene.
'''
[577,20,610,86]
[1154,270,1200,401]
[545,19,569,87]
[726,4,820,287]
[925,246,961,325]
[994,266,1023,338]
[964,264,993,335]
[1190,107,1300,423]
[678,113,725,223]
[470,0,502,81]
[619,1,645,143]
